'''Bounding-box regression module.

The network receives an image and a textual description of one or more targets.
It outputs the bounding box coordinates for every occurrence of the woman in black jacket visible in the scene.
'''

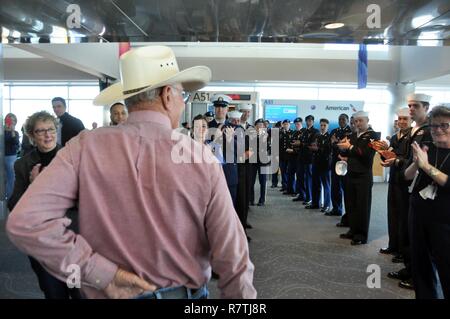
[8,111,81,299]
[405,105,450,299]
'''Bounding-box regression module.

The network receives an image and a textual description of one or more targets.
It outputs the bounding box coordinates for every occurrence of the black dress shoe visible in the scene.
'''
[391,255,404,263]
[302,201,312,205]
[387,271,410,281]
[283,191,294,195]
[257,202,265,206]
[399,279,414,290]
[325,211,341,216]
[340,232,353,239]
[379,247,395,255]
[336,222,349,227]
[245,223,253,229]
[292,196,304,202]
[351,239,367,245]
[270,185,277,188]
[305,205,320,209]
[279,188,286,192]
[320,207,330,213]
[247,236,252,242]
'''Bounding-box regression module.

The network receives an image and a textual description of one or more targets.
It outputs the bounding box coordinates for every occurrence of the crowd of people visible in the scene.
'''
[2,45,449,300]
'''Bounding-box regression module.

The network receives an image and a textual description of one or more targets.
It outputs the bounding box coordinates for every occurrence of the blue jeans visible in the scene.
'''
[134,285,209,299]
[5,155,17,199]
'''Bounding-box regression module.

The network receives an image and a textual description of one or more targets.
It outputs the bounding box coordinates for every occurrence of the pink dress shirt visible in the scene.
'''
[7,110,256,299]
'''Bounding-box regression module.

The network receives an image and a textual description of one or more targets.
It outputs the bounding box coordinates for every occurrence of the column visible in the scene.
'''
[0,44,5,220]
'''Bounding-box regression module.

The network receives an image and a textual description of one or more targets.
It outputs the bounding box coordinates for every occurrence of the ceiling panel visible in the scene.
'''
[0,0,449,45]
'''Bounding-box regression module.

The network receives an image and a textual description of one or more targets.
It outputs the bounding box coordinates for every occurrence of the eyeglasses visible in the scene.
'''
[34,128,56,136]
[430,123,450,131]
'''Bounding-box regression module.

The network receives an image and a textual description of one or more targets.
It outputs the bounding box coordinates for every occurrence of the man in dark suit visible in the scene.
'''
[52,97,85,146]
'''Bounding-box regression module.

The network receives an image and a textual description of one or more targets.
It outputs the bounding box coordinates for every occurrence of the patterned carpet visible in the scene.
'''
[0,182,414,299]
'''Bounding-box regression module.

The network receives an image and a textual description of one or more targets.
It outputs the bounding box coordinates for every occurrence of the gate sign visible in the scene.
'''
[189,91,258,104]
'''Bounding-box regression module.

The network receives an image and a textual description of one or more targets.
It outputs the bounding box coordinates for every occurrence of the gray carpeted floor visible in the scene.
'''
[0,182,414,299]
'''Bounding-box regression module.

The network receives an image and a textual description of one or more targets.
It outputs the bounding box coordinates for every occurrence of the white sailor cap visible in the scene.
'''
[353,110,369,118]
[396,107,410,117]
[227,111,242,120]
[239,103,253,111]
[210,94,232,107]
[407,93,432,103]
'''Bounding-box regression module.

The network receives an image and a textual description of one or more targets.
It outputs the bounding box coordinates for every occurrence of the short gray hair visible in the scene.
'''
[124,87,162,109]
[429,105,450,120]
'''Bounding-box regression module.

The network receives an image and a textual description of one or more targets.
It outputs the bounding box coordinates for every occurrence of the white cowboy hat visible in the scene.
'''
[93,45,211,106]
[335,161,348,176]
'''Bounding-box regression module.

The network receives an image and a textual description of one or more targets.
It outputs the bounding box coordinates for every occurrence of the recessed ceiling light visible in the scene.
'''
[324,23,345,29]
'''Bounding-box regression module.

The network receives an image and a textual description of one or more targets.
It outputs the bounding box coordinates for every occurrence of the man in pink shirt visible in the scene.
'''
[7,45,256,299]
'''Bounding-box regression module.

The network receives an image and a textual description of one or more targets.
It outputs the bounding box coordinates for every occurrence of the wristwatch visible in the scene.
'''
[429,166,439,177]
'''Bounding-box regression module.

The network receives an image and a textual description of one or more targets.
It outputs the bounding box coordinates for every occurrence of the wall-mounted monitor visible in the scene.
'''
[264,104,297,122]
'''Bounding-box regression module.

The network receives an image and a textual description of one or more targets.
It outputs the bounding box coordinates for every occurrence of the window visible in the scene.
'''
[3,82,100,140]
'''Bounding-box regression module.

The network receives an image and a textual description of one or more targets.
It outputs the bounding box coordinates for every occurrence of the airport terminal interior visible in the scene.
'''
[0,0,449,299]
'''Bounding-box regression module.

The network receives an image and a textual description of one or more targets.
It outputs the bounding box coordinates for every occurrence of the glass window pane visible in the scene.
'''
[10,100,54,135]
[364,103,390,141]
[69,86,100,100]
[10,86,68,100]
[68,100,104,129]
[3,86,10,99]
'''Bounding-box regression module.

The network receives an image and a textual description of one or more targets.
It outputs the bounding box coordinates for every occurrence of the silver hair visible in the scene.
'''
[124,87,162,109]
[429,105,450,120]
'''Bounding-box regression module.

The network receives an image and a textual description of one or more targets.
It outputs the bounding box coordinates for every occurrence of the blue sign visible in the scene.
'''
[265,104,298,122]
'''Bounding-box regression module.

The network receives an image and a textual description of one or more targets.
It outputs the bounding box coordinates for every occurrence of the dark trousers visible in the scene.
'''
[409,196,450,299]
[303,163,313,202]
[295,160,306,199]
[312,166,331,208]
[340,175,351,226]
[346,173,373,242]
[331,165,345,215]
[250,164,268,204]
[387,182,409,253]
[228,184,238,209]
[286,159,297,194]
[236,165,249,228]
[279,160,289,190]
[271,168,279,187]
[28,257,81,299]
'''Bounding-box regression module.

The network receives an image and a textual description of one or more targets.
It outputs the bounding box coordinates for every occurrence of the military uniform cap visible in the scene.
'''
[407,93,431,103]
[293,117,303,123]
[211,94,232,107]
[239,103,253,111]
[353,110,369,118]
[254,118,265,125]
[228,111,242,119]
[282,119,290,124]
[396,107,410,117]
